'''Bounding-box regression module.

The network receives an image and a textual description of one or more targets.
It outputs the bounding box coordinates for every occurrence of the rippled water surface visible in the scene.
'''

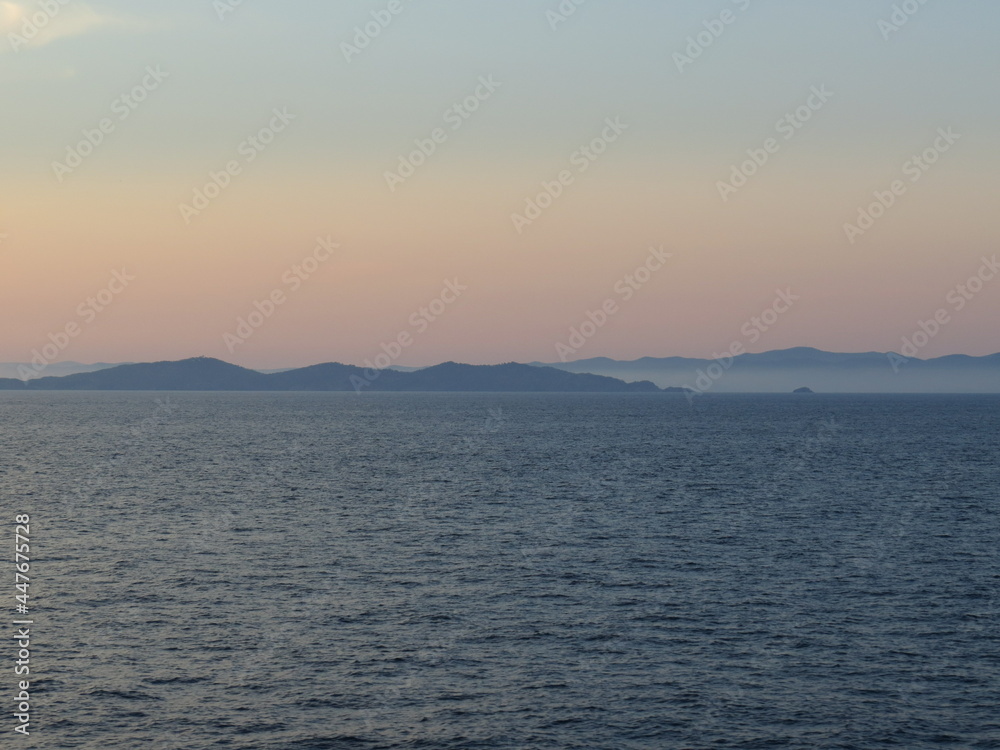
[2,393,999,749]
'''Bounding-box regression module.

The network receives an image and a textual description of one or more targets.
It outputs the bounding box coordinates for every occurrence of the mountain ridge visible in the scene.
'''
[2,348,998,392]
[533,347,1000,393]
[0,357,666,393]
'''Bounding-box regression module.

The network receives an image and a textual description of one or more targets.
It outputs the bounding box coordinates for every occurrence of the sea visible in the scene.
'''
[1,392,998,749]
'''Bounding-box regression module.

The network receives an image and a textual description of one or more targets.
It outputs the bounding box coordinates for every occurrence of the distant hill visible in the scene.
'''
[533,347,1000,393]
[3,348,997,393]
[0,357,663,393]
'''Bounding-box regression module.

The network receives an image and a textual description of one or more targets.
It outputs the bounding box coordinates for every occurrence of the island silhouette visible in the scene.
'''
[0,357,679,393]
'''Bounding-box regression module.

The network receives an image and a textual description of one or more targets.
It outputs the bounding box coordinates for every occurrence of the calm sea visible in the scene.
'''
[2,393,998,749]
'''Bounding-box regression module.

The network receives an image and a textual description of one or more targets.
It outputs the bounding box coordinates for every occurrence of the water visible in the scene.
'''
[2,392,998,749]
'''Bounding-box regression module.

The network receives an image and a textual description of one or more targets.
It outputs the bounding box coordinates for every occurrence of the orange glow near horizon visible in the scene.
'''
[2,3,998,368]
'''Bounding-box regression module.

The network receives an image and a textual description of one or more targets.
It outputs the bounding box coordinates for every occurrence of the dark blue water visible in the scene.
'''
[2,393,998,749]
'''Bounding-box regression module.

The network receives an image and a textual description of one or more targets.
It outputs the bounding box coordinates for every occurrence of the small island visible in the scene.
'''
[793,387,815,394]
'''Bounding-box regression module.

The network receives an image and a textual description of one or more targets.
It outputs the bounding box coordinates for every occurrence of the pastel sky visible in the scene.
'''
[2,0,998,368]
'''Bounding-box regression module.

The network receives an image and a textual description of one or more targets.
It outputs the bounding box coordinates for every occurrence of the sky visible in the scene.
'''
[2,0,998,369]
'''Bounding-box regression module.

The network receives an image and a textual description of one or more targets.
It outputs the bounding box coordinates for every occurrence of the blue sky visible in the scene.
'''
[2,1,998,366]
